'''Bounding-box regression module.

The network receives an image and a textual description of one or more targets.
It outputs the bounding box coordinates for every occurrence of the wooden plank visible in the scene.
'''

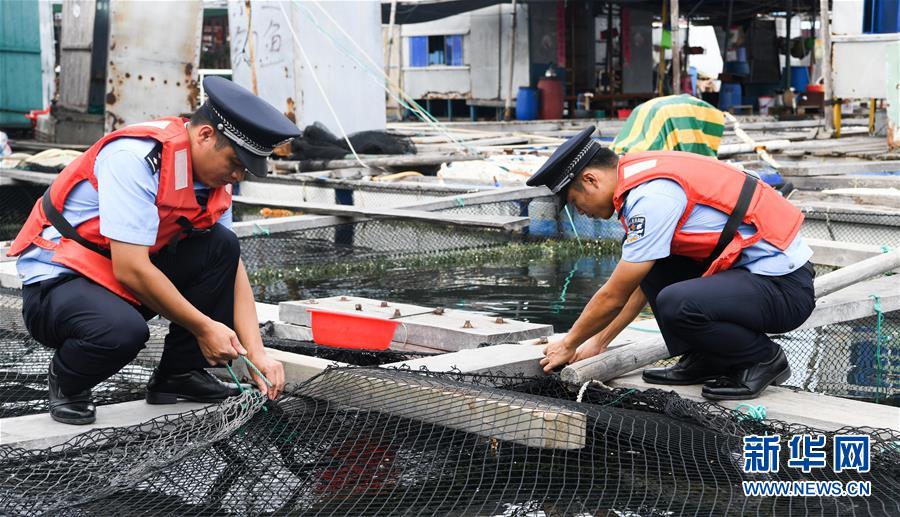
[811,248,900,297]
[0,168,55,185]
[271,152,480,173]
[315,368,587,450]
[607,371,899,432]
[58,0,96,111]
[0,400,211,449]
[233,186,549,237]
[790,175,900,190]
[279,296,553,351]
[791,188,900,209]
[781,160,900,177]
[807,238,883,267]
[232,197,528,232]
[799,275,900,330]
[0,261,21,289]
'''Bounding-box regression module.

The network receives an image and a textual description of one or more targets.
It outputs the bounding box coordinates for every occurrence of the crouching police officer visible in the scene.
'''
[7,77,296,424]
[530,126,815,400]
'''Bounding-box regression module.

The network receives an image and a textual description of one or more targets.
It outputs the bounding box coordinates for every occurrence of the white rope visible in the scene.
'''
[723,111,780,168]
[576,379,608,403]
[277,2,366,169]
[301,0,475,154]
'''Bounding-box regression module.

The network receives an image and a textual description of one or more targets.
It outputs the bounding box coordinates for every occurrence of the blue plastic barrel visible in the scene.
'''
[788,66,810,92]
[719,83,742,111]
[516,87,539,121]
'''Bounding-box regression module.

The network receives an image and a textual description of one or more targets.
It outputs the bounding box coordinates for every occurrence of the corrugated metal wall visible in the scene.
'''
[0,1,43,128]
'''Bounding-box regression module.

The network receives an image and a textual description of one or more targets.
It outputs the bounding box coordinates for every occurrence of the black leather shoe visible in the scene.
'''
[48,362,96,425]
[146,368,244,404]
[642,353,732,385]
[702,348,791,401]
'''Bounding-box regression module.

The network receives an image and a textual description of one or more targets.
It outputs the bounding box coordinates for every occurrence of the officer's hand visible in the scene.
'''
[248,353,285,400]
[197,320,247,365]
[572,334,609,363]
[540,338,577,374]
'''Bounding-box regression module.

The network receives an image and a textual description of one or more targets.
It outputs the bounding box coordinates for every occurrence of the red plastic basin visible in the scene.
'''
[307,308,399,350]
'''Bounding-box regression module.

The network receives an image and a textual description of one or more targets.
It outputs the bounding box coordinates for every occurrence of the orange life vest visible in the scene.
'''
[7,118,232,304]
[612,151,803,276]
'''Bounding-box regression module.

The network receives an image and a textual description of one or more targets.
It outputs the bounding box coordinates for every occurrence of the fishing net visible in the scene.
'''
[1,368,897,516]
[289,121,415,161]
[0,288,430,420]
[800,207,900,249]
[0,184,43,241]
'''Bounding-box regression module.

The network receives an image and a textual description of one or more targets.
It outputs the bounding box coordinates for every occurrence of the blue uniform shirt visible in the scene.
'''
[620,179,812,275]
[16,137,233,285]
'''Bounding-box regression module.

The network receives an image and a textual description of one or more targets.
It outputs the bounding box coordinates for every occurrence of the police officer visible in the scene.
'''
[8,77,298,424]
[529,126,815,400]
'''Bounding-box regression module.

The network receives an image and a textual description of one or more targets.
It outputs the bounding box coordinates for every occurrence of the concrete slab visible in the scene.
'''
[384,326,659,376]
[318,368,587,450]
[0,260,21,289]
[279,296,553,351]
[0,399,211,449]
[608,371,900,432]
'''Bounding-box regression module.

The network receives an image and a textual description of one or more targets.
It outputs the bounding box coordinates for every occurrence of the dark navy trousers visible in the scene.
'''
[640,255,816,369]
[21,224,240,395]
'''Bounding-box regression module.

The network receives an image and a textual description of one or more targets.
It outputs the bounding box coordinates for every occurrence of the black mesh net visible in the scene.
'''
[289,122,415,161]
[800,207,900,248]
[1,368,897,516]
[0,288,438,420]
[0,184,43,241]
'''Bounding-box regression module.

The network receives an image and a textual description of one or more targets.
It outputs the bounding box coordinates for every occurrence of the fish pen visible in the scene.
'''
[0,366,898,516]
[1,181,898,515]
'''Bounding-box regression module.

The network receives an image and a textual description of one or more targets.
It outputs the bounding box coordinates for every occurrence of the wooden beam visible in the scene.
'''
[0,168,55,185]
[812,248,900,297]
[233,186,550,237]
[780,160,900,177]
[607,371,899,432]
[807,238,884,267]
[232,198,528,232]
[790,175,900,191]
[799,275,900,330]
[271,152,480,173]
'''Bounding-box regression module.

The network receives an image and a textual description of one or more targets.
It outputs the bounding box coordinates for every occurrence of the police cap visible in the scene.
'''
[526,125,603,197]
[199,76,301,177]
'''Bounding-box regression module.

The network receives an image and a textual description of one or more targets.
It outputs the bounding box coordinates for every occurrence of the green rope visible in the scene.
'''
[881,245,892,253]
[869,294,886,403]
[252,223,270,237]
[562,205,583,248]
[734,403,767,422]
[601,388,637,407]
[224,364,246,394]
[551,262,579,315]
[242,355,274,388]
[455,197,465,208]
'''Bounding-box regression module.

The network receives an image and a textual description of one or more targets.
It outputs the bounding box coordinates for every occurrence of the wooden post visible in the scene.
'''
[785,0,792,99]
[820,0,833,132]
[834,98,842,137]
[813,248,900,298]
[385,0,398,118]
[503,0,518,121]
[657,0,667,96]
[869,99,877,135]
[670,0,680,94]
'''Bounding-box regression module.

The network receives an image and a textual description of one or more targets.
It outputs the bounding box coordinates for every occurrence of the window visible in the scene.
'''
[408,35,464,67]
